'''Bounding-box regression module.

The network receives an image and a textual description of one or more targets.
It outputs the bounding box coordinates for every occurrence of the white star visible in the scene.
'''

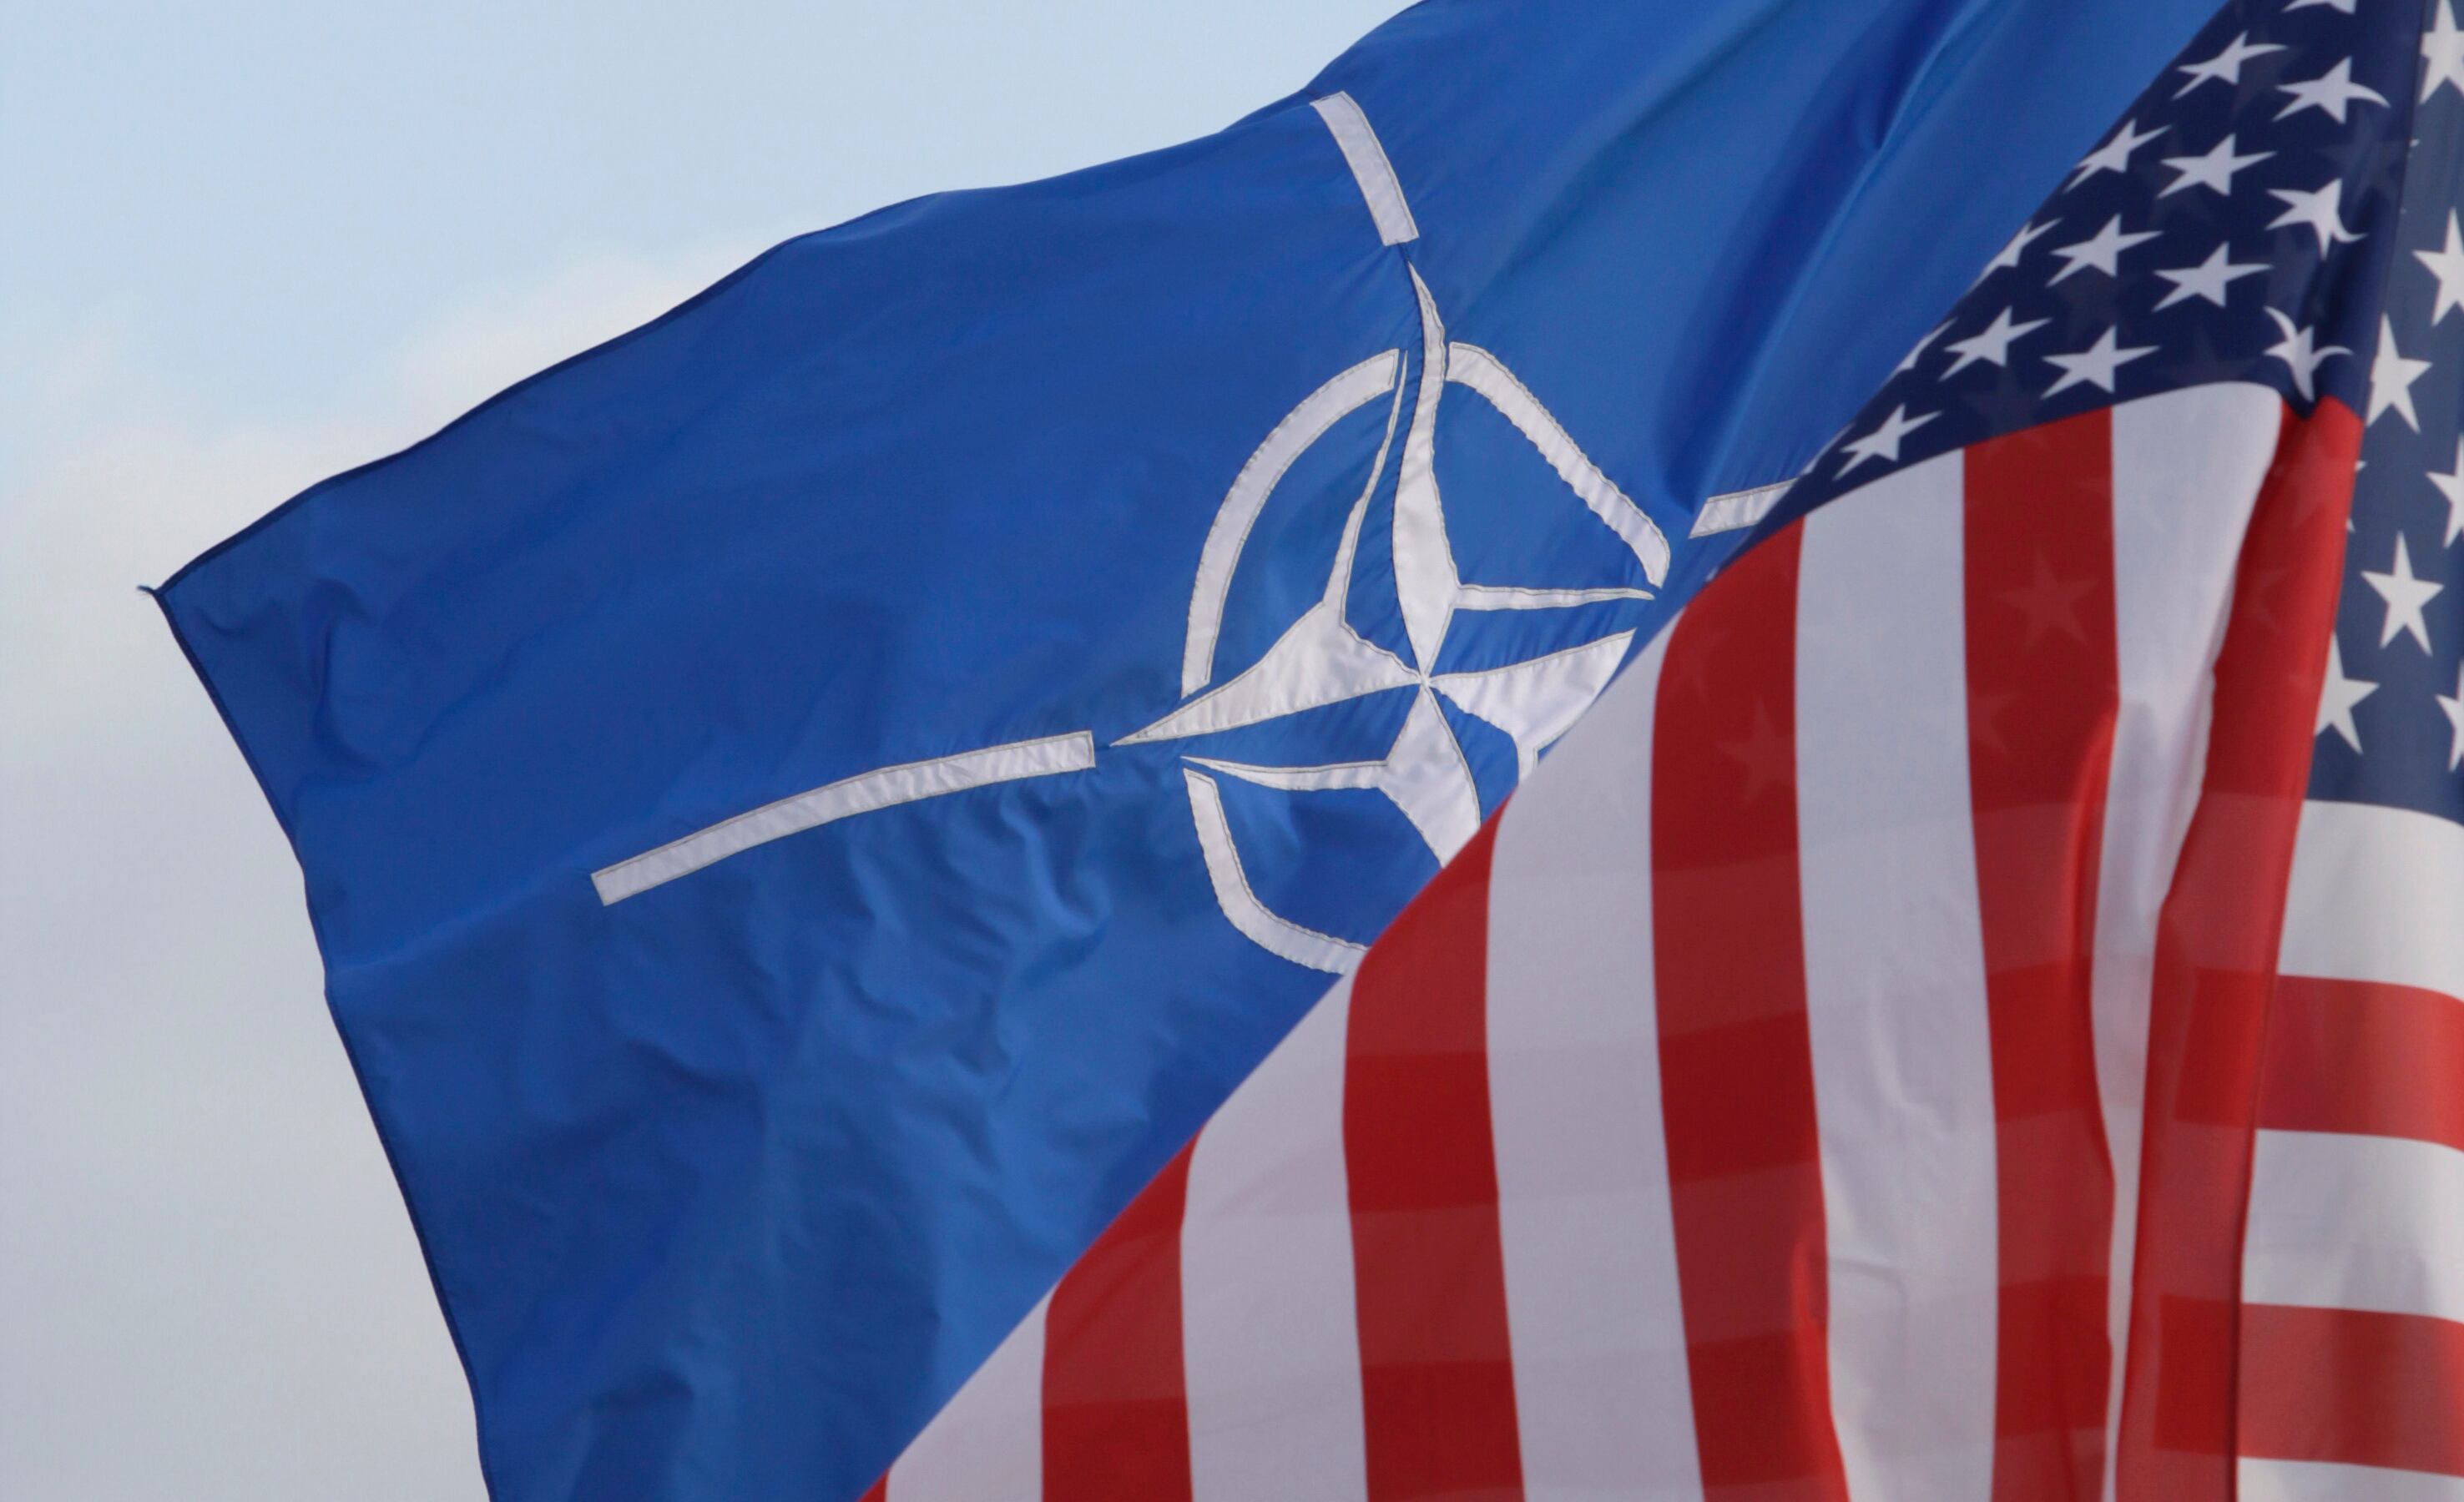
[2070,119,2167,189]
[2050,215,2161,283]
[2417,212,2464,324]
[2316,637,2376,753]
[2369,315,2432,430]
[1978,219,2058,282]
[2263,309,2350,400]
[1941,308,2051,376]
[2161,134,2275,198]
[2363,533,2443,652]
[2044,328,2159,397]
[2440,663,2464,770]
[2154,244,2269,309]
[2426,1,2464,103]
[1894,322,1952,377]
[2270,179,2365,254]
[2277,58,2390,123]
[2429,436,2464,546]
[1836,404,1939,476]
[2178,33,2287,97]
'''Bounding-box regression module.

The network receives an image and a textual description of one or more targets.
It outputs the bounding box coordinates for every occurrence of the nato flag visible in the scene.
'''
[160,2,2220,1497]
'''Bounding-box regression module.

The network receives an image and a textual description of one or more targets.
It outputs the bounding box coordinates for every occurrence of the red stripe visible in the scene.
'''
[2113,399,2360,1502]
[1345,816,1523,1502]
[2240,1303,2464,1478]
[1042,1146,1195,1501]
[1962,410,2122,1502]
[1650,523,1848,1502]
[2263,975,2464,1153]
[858,1480,887,1502]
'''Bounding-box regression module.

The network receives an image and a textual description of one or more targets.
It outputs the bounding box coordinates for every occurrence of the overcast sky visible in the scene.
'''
[0,3,1411,1494]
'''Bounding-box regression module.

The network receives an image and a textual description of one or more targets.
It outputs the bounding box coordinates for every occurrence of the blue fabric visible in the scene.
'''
[158,2,2222,1497]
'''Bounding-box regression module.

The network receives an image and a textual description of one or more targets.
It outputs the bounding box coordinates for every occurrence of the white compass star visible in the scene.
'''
[2440,663,2464,771]
[2179,33,2286,97]
[2050,215,2161,284]
[2363,533,2443,652]
[2317,637,2376,753]
[2045,329,2159,398]
[1978,219,2058,283]
[2429,436,2464,546]
[2162,134,2275,199]
[2069,119,2167,189]
[2155,244,2269,309]
[2417,212,2464,324]
[1122,256,1672,969]
[2426,1,2464,103]
[2369,316,2433,430]
[1836,404,1938,476]
[1941,308,2051,376]
[2263,309,2350,401]
[2278,58,2391,123]
[2270,179,2365,255]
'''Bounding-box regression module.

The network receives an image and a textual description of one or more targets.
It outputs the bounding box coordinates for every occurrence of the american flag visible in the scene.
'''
[864,0,2463,1497]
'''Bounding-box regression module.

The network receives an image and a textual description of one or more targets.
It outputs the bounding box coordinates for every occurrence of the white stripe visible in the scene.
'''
[2245,1128,2464,1326]
[1182,976,1367,1502]
[1689,479,1795,537]
[1183,768,1366,975]
[1793,452,2000,1502]
[1485,625,1704,1500]
[888,1298,1048,1502]
[1447,343,1671,587]
[593,732,1095,903]
[2097,380,2284,1499]
[1182,350,1402,697]
[2281,798,2464,1003]
[2240,1457,2464,1502]
[1310,93,1420,246]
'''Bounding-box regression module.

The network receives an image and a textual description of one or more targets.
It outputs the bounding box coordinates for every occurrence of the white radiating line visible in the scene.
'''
[593,733,1097,904]
[1183,975,1369,1502]
[1454,584,1654,610]
[1310,93,1421,246]
[1182,351,1402,697]
[886,1296,1048,1502]
[2280,799,2464,1003]
[1181,768,1366,975]
[1689,480,1795,537]
[2239,1458,2464,1502]
[1446,342,1672,587]
[1795,454,1999,1502]
[2245,1129,2464,1326]
[1485,625,1705,1501]
[2098,381,2283,1502]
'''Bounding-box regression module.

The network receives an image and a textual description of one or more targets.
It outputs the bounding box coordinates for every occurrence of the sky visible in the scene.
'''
[0,3,1411,1494]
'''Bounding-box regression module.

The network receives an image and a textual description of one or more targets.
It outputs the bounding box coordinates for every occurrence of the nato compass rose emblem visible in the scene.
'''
[590,93,1673,975]
[1115,256,1667,970]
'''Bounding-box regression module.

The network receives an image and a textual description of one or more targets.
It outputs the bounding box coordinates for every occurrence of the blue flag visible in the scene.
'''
[159,2,2223,1496]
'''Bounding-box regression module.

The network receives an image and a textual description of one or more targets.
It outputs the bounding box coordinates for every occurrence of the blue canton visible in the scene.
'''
[1755,0,2421,536]
[2312,1,2464,830]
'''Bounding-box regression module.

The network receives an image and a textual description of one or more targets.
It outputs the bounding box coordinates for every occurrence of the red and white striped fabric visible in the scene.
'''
[855,378,2461,1500]
[2239,696,2464,1489]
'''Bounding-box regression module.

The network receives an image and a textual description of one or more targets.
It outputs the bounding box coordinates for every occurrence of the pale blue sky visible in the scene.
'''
[0,4,1406,1497]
